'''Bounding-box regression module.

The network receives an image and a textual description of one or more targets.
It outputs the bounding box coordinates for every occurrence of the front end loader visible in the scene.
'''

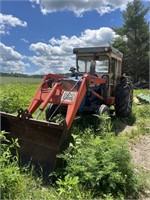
[0,46,133,174]
[0,73,107,173]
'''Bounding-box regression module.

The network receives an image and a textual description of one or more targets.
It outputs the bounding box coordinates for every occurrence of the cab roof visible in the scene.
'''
[73,46,123,59]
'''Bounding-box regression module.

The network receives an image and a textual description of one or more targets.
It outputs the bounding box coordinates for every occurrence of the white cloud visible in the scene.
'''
[0,13,27,35]
[29,27,119,74]
[0,43,30,73]
[96,6,115,16]
[21,38,29,43]
[0,27,119,74]
[30,0,133,16]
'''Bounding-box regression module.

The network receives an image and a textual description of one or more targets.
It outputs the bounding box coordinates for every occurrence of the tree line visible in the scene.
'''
[112,0,149,83]
[0,72,43,79]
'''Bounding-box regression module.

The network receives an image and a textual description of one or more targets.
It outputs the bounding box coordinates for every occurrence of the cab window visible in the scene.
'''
[77,55,109,73]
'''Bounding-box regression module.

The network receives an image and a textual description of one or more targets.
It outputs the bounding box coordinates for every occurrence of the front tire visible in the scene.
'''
[45,104,57,121]
[98,104,110,115]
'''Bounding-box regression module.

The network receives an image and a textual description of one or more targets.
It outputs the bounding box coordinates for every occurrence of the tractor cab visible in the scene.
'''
[73,46,123,96]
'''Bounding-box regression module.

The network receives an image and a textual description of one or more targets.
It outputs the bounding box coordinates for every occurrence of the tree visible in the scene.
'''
[112,33,129,76]
[113,0,149,82]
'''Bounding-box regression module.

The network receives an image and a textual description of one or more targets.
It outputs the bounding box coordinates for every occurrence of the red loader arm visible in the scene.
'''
[65,74,106,129]
[27,73,65,114]
[27,73,106,130]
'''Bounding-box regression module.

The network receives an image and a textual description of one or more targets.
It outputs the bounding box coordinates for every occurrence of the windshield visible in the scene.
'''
[77,55,109,73]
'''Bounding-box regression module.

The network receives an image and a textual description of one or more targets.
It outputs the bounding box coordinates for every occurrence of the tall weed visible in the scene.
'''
[0,131,25,199]
[0,131,57,200]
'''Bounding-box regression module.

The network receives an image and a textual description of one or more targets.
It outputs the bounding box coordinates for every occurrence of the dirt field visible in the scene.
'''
[130,135,150,199]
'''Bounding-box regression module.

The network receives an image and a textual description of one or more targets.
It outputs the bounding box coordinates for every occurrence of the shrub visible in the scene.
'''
[57,128,139,199]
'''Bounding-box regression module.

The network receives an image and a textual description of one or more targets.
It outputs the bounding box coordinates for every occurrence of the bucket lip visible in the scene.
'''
[0,111,65,130]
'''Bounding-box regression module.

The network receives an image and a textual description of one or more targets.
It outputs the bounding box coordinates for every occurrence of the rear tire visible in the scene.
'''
[115,82,133,118]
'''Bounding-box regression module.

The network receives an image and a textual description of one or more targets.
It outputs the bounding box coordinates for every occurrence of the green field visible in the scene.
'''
[0,76,42,84]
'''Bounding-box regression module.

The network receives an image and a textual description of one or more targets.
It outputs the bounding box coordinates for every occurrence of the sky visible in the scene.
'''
[0,0,149,75]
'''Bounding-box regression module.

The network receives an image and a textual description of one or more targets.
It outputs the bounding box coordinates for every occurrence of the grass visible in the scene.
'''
[111,89,150,136]
[0,82,39,113]
[129,89,150,137]
[133,88,150,96]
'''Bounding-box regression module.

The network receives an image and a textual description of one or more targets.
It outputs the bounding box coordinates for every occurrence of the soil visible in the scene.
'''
[130,135,150,200]
[130,135,150,174]
[123,126,150,200]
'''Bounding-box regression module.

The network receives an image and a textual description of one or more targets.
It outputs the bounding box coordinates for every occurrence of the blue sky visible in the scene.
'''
[0,0,149,75]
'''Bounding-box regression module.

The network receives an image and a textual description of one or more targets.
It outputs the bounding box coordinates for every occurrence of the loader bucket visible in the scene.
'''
[1,112,71,175]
